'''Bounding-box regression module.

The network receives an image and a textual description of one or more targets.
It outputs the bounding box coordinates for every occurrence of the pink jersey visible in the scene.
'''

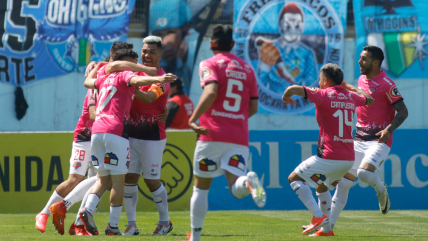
[92,70,136,138]
[304,85,367,161]
[355,71,403,147]
[73,89,96,143]
[128,67,169,140]
[198,53,259,146]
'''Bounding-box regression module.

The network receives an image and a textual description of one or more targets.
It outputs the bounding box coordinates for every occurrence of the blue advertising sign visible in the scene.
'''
[233,0,348,115]
[354,0,428,78]
[208,130,428,210]
[0,0,135,86]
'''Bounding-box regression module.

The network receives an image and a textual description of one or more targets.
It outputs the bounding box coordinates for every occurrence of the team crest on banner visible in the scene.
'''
[0,0,136,86]
[354,0,428,78]
[234,0,347,114]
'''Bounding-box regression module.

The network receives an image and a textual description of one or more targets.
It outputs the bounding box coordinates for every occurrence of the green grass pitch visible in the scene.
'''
[1,210,427,240]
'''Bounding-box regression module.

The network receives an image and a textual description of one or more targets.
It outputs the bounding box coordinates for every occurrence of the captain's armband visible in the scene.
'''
[148,84,166,98]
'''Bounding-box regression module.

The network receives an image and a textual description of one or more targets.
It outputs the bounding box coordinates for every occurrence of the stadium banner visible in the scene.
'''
[0,0,136,86]
[233,0,348,115]
[354,0,428,78]
[0,131,196,213]
[1,130,427,213]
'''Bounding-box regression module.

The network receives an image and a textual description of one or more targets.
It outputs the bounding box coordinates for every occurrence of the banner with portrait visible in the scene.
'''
[354,0,428,78]
[0,0,135,86]
[234,0,348,115]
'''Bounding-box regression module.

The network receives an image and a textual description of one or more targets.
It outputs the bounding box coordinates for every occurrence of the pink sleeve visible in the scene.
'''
[385,84,403,105]
[120,70,137,86]
[304,86,325,105]
[97,65,107,77]
[350,91,367,107]
[249,71,259,98]
[199,61,218,87]
[94,76,102,90]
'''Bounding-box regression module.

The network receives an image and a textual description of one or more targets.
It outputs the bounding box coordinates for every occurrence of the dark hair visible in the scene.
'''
[110,41,134,54]
[211,25,233,51]
[112,49,138,61]
[104,56,110,62]
[363,45,384,66]
[320,63,343,86]
[170,78,183,91]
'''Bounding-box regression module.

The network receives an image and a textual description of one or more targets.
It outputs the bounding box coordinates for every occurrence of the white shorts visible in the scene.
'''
[91,133,130,176]
[193,141,249,178]
[69,141,95,176]
[295,155,354,191]
[348,141,391,176]
[128,138,167,179]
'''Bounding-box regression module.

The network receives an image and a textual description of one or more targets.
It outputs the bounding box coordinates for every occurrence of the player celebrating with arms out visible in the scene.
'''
[80,49,176,236]
[323,46,408,234]
[187,25,266,241]
[283,63,372,236]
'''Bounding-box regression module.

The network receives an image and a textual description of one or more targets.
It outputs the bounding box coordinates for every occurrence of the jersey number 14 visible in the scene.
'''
[333,109,353,137]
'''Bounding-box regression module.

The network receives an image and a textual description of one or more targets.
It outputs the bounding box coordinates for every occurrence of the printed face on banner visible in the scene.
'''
[234,0,345,114]
[0,0,135,86]
[355,0,428,78]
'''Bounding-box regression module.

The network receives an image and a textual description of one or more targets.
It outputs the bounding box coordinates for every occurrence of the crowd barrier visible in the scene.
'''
[0,130,427,213]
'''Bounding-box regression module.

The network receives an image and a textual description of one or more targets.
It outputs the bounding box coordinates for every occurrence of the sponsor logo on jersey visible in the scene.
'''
[307,87,319,94]
[228,60,242,69]
[73,161,81,169]
[104,152,119,166]
[337,93,348,100]
[228,155,246,171]
[217,59,227,68]
[199,158,217,172]
[327,90,335,98]
[389,85,402,98]
[369,87,376,94]
[310,174,326,185]
[91,155,99,166]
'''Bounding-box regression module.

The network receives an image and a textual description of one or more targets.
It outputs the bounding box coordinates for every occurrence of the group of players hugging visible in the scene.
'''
[34,24,407,240]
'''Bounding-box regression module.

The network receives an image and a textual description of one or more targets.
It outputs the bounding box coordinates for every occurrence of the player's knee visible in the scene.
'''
[316,183,328,193]
[125,173,140,184]
[357,168,371,182]
[66,175,84,187]
[144,179,161,192]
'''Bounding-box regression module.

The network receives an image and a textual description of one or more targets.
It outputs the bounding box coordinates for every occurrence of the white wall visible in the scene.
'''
[0,39,426,131]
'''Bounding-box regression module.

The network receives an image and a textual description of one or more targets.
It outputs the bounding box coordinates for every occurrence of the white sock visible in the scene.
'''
[41,190,64,215]
[151,184,169,226]
[84,193,100,215]
[75,186,93,225]
[317,191,332,233]
[63,176,97,210]
[329,178,354,230]
[190,228,202,241]
[290,181,323,218]
[231,176,250,199]
[190,186,209,230]
[109,205,122,228]
[124,184,138,225]
[357,169,385,194]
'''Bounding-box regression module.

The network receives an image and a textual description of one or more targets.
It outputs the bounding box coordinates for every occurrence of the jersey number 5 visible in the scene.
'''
[223,79,243,112]
[333,109,353,137]
[96,86,118,115]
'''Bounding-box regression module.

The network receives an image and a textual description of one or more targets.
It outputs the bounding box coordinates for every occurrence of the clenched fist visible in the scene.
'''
[259,42,280,66]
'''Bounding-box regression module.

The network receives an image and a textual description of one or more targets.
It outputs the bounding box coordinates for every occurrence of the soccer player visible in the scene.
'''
[322,46,408,234]
[80,49,176,236]
[187,25,266,241]
[35,88,96,234]
[284,63,370,236]
[104,36,173,235]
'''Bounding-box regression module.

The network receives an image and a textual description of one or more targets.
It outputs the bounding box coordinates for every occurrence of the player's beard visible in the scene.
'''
[360,64,372,75]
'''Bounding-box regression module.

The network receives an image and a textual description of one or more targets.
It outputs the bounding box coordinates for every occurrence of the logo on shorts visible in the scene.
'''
[199,159,217,172]
[138,143,193,203]
[228,155,246,172]
[310,174,326,185]
[331,180,340,187]
[73,161,81,169]
[104,153,118,166]
[91,155,99,166]
[126,161,130,169]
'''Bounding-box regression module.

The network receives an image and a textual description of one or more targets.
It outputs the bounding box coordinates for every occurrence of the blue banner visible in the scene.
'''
[354,0,428,78]
[233,0,347,115]
[0,0,135,86]
[208,130,428,210]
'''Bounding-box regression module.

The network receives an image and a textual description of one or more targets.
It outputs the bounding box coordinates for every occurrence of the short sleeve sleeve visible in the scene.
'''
[199,60,218,88]
[303,86,325,105]
[119,70,137,87]
[350,91,367,107]
[385,84,403,105]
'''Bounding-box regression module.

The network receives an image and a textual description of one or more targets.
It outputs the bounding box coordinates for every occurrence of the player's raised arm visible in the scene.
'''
[84,63,100,89]
[129,73,176,87]
[106,61,157,76]
[282,85,305,105]
[341,80,374,105]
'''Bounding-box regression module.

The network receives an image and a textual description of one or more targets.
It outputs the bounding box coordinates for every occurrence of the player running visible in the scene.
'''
[187,25,266,241]
[80,49,176,236]
[319,46,408,235]
[284,63,371,236]
[104,36,173,235]
[35,88,96,234]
